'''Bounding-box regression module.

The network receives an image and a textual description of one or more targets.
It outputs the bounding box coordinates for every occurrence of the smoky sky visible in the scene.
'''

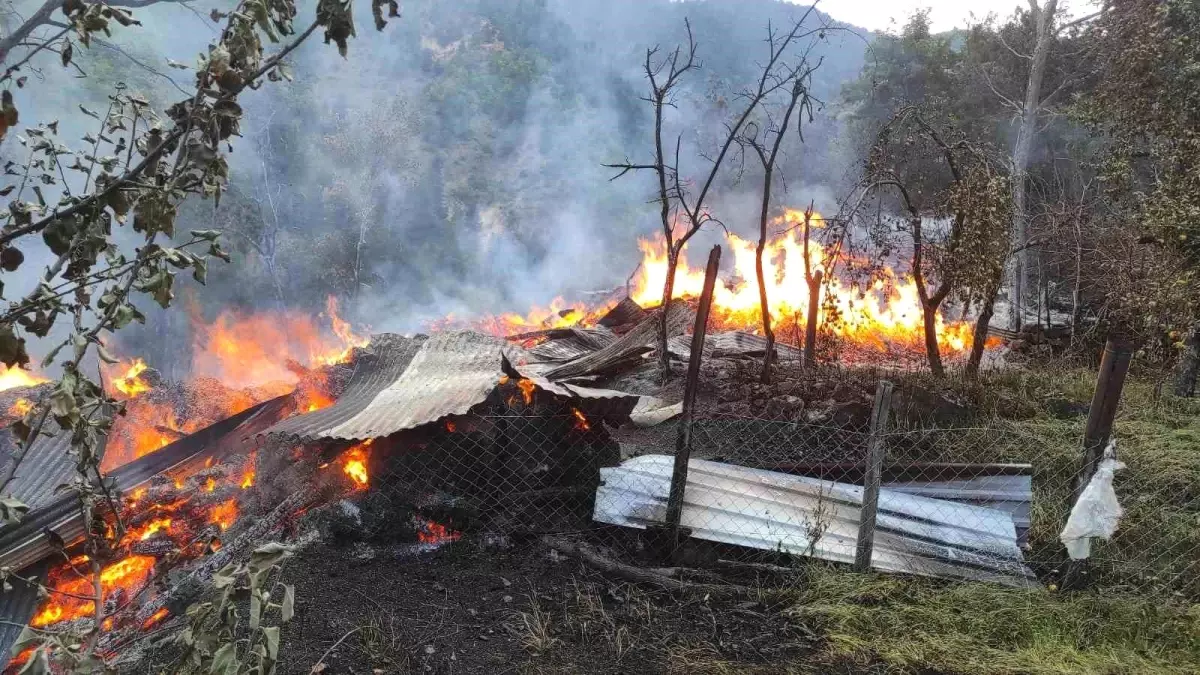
[4,0,869,366]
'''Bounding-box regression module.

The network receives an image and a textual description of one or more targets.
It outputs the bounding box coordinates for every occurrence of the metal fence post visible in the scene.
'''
[662,245,722,555]
[854,380,894,572]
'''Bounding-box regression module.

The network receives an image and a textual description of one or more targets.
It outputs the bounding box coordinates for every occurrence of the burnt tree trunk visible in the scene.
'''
[804,269,822,368]
[658,247,679,383]
[1175,321,1200,397]
[965,279,1001,379]
[922,302,945,378]
[757,239,774,383]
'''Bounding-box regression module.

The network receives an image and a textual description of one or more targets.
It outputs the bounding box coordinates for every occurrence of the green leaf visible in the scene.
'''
[96,343,120,364]
[250,589,262,631]
[280,584,294,623]
[0,324,30,368]
[189,229,222,241]
[209,642,237,675]
[263,625,280,661]
[192,256,208,285]
[0,496,29,524]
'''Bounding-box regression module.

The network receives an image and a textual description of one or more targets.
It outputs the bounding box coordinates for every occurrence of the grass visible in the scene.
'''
[769,366,1200,674]
[788,566,1200,674]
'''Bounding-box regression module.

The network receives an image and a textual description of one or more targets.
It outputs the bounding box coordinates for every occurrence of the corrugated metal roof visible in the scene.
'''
[262,334,427,443]
[0,416,100,514]
[883,474,1033,545]
[595,455,1035,586]
[0,560,48,667]
[527,328,617,363]
[0,397,283,573]
[546,304,691,381]
[266,332,511,441]
[668,331,803,361]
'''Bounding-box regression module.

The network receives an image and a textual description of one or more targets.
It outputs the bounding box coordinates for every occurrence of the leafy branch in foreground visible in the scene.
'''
[0,0,386,671]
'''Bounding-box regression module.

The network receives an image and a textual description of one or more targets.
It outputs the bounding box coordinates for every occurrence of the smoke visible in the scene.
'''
[5,0,869,371]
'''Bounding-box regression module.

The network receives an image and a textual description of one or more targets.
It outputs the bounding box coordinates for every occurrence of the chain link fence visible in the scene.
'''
[352,379,1197,599]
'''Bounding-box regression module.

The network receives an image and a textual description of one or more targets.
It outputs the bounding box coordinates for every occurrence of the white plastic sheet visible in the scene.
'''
[1060,440,1125,560]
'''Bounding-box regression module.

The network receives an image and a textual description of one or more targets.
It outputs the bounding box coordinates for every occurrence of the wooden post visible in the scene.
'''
[1076,338,1133,499]
[1063,337,1132,589]
[662,246,722,553]
[804,270,822,368]
[854,380,894,572]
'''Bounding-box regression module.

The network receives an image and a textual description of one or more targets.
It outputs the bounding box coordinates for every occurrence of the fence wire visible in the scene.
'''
[356,392,1197,599]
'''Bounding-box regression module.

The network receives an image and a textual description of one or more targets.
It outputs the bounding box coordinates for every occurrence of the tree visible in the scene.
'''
[739,34,821,383]
[607,6,821,381]
[1082,0,1200,395]
[0,0,394,668]
[864,107,1011,377]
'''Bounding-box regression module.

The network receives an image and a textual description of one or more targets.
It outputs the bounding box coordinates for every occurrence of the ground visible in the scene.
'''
[275,538,819,675]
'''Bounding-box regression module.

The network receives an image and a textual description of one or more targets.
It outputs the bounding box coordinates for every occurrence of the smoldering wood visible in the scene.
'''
[546,303,691,381]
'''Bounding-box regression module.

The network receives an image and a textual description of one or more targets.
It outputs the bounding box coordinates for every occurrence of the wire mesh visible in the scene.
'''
[351,379,1198,600]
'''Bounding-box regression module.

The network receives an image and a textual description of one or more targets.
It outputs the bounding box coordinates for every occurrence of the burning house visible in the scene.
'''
[0,231,1033,669]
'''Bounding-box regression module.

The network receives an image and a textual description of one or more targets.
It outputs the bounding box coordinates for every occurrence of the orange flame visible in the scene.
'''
[209,499,238,531]
[241,453,256,489]
[142,607,169,629]
[341,440,371,489]
[629,216,977,355]
[517,378,536,405]
[571,408,590,432]
[131,517,172,541]
[110,359,152,397]
[8,397,32,417]
[190,295,369,390]
[0,365,47,392]
[30,555,156,627]
[431,297,617,337]
[416,519,462,545]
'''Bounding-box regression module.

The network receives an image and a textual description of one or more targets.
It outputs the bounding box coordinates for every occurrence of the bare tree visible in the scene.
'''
[982,1,1102,330]
[607,6,820,381]
[740,48,820,383]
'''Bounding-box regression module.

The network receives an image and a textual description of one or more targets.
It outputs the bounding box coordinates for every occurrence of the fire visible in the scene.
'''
[190,295,369,390]
[416,518,462,545]
[102,402,198,470]
[142,607,169,629]
[432,296,617,337]
[110,358,152,397]
[628,217,978,355]
[313,296,371,367]
[132,517,172,541]
[209,499,238,531]
[30,555,156,627]
[341,440,371,489]
[8,397,32,417]
[517,378,536,405]
[204,477,216,492]
[0,364,47,391]
[571,408,590,432]
[241,453,256,489]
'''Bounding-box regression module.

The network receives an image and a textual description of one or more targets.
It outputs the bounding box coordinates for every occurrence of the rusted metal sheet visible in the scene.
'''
[597,296,648,330]
[595,455,1036,586]
[547,304,691,381]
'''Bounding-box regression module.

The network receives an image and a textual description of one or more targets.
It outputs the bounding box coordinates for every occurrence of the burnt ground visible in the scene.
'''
[275,536,822,675]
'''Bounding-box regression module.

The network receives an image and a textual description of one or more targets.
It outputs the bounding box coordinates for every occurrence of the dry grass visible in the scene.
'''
[509,593,560,655]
